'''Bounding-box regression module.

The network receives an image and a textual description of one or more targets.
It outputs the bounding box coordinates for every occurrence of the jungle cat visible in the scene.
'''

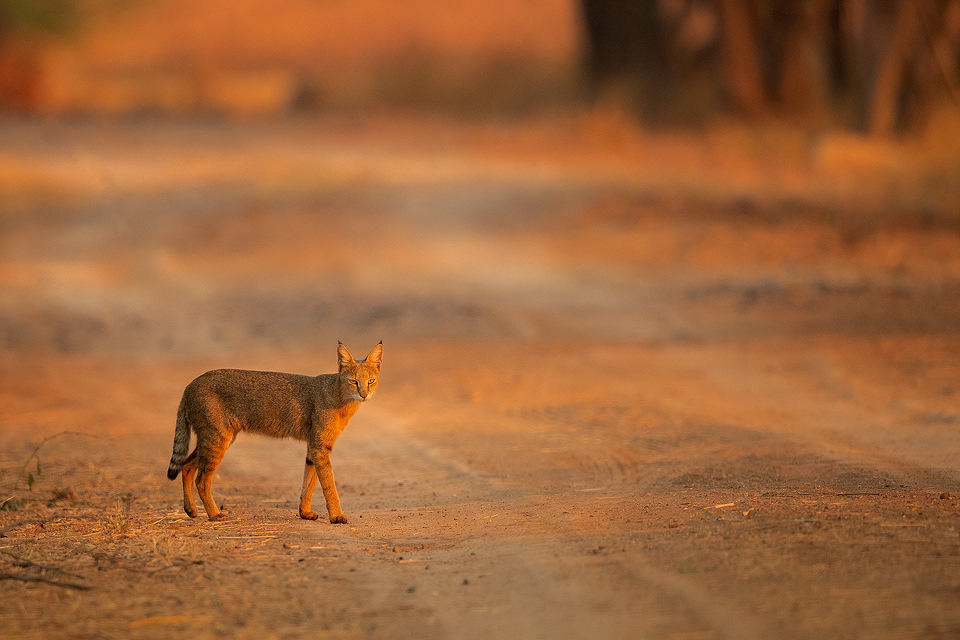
[166,342,382,522]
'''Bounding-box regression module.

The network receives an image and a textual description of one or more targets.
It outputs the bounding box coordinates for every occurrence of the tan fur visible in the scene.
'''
[166,342,382,522]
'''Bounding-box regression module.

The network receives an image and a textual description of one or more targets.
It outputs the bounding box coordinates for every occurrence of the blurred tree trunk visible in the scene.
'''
[0,39,44,111]
[909,0,960,130]
[854,0,959,136]
[581,0,662,79]
[715,0,834,124]
[715,0,769,116]
[866,0,921,135]
[580,0,672,116]
[776,0,832,122]
[927,0,960,103]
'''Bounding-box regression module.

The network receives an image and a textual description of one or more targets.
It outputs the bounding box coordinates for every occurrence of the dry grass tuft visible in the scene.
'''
[99,498,131,537]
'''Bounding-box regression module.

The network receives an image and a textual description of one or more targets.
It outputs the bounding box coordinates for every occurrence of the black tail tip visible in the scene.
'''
[167,467,179,480]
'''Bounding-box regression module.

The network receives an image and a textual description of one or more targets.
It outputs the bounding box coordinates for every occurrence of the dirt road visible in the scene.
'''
[1,117,959,639]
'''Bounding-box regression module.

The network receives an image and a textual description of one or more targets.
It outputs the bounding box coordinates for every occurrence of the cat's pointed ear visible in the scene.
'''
[365,341,383,369]
[337,342,356,369]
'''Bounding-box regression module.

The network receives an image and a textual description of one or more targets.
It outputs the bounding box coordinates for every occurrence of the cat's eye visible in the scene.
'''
[368,379,376,385]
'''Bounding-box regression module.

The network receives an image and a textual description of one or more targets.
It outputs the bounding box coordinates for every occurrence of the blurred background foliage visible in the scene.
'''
[0,0,81,37]
[581,0,960,135]
[0,0,958,137]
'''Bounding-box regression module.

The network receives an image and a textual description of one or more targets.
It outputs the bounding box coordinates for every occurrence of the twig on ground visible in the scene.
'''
[17,431,97,490]
[0,519,50,538]
[1,550,86,580]
[0,573,91,590]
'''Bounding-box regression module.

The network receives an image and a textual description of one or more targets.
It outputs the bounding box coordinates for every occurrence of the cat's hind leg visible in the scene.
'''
[195,433,231,521]
[298,456,320,520]
[181,449,198,517]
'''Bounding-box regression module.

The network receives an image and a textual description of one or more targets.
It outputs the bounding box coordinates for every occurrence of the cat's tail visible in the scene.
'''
[166,395,190,480]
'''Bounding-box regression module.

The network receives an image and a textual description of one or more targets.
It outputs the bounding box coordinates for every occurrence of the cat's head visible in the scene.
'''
[337,341,382,402]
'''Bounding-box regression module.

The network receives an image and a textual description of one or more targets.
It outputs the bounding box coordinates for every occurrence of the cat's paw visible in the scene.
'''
[299,510,320,520]
[209,512,227,522]
[184,507,197,518]
[330,514,349,524]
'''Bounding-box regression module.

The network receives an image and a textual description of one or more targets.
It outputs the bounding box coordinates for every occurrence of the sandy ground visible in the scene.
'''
[1,116,959,639]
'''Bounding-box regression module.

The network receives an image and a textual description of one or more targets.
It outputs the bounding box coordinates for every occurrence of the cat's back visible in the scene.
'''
[183,369,323,437]
[185,368,317,407]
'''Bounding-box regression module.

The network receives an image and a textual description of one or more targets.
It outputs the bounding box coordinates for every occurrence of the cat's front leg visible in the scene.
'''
[302,445,348,524]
